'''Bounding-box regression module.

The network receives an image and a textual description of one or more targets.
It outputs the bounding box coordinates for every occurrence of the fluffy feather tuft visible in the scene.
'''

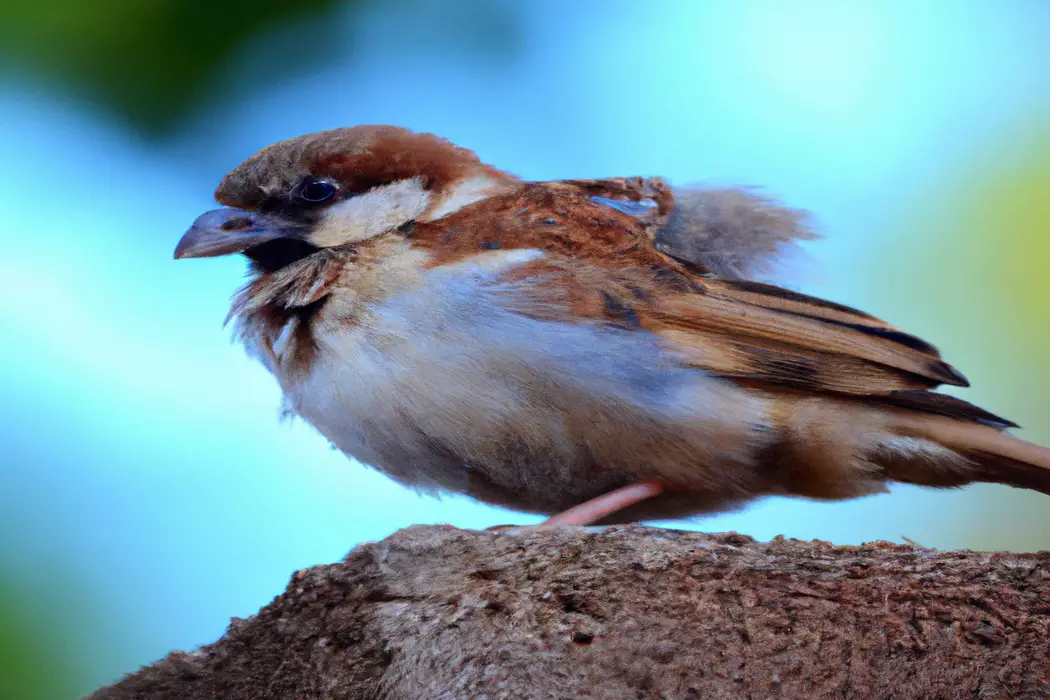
[655,185,820,283]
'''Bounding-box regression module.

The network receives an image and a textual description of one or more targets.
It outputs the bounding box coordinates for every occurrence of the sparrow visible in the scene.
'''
[175,125,1050,527]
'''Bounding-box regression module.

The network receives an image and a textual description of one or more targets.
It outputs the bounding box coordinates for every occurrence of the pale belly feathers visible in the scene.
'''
[253,251,775,516]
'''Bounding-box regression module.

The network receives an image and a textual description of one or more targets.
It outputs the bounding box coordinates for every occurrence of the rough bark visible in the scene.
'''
[89,525,1050,700]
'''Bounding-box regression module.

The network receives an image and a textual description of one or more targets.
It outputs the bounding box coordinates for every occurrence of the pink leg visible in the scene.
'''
[538,480,666,528]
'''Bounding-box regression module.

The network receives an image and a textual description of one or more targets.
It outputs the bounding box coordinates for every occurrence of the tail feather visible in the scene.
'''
[966,449,1050,494]
[897,414,1050,495]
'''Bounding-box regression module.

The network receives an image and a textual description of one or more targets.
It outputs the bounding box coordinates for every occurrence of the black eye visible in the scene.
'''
[298,179,338,203]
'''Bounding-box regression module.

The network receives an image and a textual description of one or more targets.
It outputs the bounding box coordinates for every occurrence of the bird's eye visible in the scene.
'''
[298,179,339,203]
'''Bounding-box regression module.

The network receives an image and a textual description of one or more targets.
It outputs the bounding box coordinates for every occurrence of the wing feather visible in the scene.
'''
[421,178,1004,427]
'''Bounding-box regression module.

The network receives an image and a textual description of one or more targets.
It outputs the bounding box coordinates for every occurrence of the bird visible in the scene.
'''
[175,125,1050,527]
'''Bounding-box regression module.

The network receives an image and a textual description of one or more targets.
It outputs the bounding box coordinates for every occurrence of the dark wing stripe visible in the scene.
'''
[776,313,967,385]
[830,322,940,355]
[874,390,1018,429]
[700,280,969,388]
[714,337,943,393]
[716,278,879,321]
[660,294,968,388]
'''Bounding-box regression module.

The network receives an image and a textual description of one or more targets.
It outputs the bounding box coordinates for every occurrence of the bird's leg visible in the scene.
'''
[539,480,666,527]
[484,481,666,531]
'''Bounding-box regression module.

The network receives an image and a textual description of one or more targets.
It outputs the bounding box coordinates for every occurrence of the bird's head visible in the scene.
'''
[174,125,516,272]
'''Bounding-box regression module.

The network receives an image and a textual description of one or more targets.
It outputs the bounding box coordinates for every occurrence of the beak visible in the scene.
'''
[174,208,291,260]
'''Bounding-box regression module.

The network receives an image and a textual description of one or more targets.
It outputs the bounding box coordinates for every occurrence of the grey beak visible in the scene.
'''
[174,208,287,260]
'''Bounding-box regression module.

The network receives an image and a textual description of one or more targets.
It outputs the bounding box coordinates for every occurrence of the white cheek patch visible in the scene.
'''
[310,178,431,247]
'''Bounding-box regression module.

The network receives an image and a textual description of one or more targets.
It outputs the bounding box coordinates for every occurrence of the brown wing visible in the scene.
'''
[497,257,963,389]
[652,276,969,392]
[412,180,1012,428]
[505,259,1014,428]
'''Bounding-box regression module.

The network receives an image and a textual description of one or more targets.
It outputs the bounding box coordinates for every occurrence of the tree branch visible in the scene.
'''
[89,525,1050,699]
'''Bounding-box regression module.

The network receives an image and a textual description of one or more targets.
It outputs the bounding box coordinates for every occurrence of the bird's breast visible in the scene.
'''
[260,250,771,513]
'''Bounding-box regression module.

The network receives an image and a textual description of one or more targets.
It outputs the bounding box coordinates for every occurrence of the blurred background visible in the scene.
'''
[1,0,1048,696]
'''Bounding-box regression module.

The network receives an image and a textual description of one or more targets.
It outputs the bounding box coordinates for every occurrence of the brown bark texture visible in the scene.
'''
[89,524,1050,700]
